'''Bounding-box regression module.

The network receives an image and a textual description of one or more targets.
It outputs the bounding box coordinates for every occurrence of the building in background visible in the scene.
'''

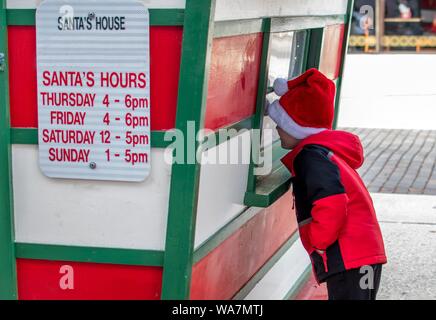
[349,0,436,52]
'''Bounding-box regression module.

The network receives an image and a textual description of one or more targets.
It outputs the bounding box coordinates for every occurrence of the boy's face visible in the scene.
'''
[276,126,300,150]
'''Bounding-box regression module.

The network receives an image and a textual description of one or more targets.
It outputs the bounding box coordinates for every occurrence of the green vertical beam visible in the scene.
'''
[0,0,18,300]
[246,18,271,193]
[161,0,215,300]
[301,29,312,71]
[333,0,355,129]
[305,27,324,70]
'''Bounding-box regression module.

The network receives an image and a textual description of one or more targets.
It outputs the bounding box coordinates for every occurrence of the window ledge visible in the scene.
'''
[244,165,292,207]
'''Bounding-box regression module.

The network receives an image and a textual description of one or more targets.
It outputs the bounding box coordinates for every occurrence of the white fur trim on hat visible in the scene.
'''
[273,78,289,96]
[267,100,326,140]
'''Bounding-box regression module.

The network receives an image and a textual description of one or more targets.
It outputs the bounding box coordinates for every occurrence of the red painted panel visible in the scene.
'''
[149,26,182,130]
[7,26,182,130]
[17,259,162,300]
[7,26,37,128]
[205,34,263,131]
[319,24,345,80]
[190,191,297,300]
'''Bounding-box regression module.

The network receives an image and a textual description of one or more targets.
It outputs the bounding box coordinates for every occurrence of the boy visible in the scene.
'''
[266,68,387,300]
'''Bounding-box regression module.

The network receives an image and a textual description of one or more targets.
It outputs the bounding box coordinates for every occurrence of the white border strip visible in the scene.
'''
[215,0,348,22]
[244,238,311,300]
[6,0,186,9]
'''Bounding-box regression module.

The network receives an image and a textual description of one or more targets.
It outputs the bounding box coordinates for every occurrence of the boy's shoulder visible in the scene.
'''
[295,144,332,162]
[293,144,338,176]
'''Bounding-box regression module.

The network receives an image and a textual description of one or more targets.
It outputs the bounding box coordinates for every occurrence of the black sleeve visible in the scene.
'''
[293,145,345,204]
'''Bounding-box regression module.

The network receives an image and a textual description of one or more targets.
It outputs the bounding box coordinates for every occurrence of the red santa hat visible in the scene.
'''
[267,68,336,140]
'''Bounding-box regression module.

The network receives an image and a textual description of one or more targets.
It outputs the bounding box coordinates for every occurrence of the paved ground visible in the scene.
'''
[373,193,436,300]
[340,127,436,195]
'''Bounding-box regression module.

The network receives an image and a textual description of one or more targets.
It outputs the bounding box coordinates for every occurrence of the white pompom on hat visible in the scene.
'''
[273,78,289,97]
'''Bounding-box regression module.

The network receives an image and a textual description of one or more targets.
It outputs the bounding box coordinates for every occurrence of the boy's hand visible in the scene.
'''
[315,249,325,255]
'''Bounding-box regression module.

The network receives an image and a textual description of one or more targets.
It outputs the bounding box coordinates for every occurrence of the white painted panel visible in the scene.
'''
[7,0,185,9]
[244,238,311,300]
[13,145,172,250]
[194,131,251,248]
[215,0,348,22]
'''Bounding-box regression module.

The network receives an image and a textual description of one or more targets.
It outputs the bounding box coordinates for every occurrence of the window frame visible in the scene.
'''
[244,15,350,208]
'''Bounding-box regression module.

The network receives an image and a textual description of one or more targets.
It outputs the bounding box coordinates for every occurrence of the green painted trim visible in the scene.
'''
[271,15,347,33]
[284,264,312,300]
[213,19,263,38]
[0,0,18,300]
[232,231,300,300]
[10,128,37,145]
[5,8,34,25]
[149,9,185,26]
[15,243,164,267]
[6,8,185,26]
[193,206,262,264]
[161,0,216,300]
[10,128,172,148]
[151,131,174,148]
[302,29,312,71]
[333,0,354,129]
[244,165,291,207]
[247,142,292,209]
[305,27,324,70]
[246,18,271,193]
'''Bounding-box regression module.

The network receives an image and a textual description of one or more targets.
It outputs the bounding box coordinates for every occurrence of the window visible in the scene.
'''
[245,24,342,208]
[262,29,308,149]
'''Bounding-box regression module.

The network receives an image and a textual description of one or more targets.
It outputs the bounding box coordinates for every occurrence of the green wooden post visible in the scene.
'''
[333,0,355,129]
[0,0,18,300]
[245,18,271,193]
[161,0,216,300]
[305,28,324,70]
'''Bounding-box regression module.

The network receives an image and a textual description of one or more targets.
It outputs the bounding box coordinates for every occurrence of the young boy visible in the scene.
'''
[266,68,387,300]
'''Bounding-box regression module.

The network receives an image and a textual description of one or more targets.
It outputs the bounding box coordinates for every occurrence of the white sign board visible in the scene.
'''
[36,0,151,182]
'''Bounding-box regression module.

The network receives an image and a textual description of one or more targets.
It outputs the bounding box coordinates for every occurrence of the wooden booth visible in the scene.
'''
[0,0,353,300]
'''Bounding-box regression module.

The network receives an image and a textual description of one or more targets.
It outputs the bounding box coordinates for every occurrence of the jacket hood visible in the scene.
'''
[282,130,364,173]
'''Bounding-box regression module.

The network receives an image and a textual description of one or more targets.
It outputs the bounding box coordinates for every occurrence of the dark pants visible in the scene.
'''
[326,264,382,300]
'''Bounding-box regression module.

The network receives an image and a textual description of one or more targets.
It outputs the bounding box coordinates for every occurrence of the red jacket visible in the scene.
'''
[281,130,387,283]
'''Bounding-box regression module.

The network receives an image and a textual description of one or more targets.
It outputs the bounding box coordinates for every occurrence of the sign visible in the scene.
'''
[36,0,151,182]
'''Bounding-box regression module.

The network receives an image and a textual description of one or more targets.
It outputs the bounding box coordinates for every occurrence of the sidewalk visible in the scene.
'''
[373,193,436,299]
[340,127,436,195]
